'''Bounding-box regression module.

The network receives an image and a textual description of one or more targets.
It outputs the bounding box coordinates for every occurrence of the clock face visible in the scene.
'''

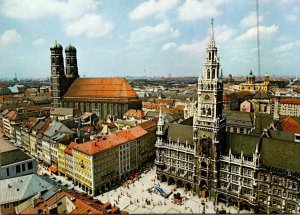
[204,94,211,101]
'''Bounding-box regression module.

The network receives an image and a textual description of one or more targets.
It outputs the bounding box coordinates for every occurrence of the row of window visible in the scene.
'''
[13,162,33,175]
[3,202,19,209]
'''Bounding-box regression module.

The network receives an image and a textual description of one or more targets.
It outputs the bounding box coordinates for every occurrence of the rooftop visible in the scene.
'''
[19,188,124,214]
[73,125,148,156]
[62,78,140,102]
[0,139,32,166]
[0,174,52,204]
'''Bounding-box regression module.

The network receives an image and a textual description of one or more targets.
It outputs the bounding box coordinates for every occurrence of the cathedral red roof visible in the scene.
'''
[62,78,139,103]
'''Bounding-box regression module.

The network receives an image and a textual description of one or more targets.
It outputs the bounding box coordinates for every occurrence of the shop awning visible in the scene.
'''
[49,166,58,173]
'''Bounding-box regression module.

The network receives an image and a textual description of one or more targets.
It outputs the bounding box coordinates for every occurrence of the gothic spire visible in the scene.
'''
[208,18,215,48]
[158,106,164,125]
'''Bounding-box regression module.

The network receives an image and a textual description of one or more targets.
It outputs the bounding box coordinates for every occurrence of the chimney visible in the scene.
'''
[32,198,37,208]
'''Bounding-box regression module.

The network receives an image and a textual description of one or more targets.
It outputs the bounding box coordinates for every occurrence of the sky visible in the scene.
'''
[0,0,299,79]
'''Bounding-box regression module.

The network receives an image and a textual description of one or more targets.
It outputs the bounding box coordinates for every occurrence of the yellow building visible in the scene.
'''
[64,142,77,181]
[72,148,93,195]
[57,142,68,176]
[238,70,269,92]
[72,125,149,196]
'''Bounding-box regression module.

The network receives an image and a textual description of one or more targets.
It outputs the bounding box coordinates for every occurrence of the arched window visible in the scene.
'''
[207,107,211,115]
[212,69,215,79]
[202,107,205,115]
[209,52,211,60]
[201,161,207,168]
[51,57,55,64]
[207,69,210,79]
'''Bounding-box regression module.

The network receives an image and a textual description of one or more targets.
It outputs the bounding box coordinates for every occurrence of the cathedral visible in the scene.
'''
[155,20,300,214]
[50,42,141,118]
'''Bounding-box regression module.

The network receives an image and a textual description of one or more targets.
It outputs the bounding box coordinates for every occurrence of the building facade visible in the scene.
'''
[50,42,142,118]
[0,139,37,180]
[155,20,300,214]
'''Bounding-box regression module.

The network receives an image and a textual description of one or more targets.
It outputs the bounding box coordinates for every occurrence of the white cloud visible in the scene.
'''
[32,38,46,45]
[0,0,98,20]
[65,14,113,38]
[0,29,22,45]
[280,0,299,4]
[271,42,294,54]
[214,25,236,44]
[130,21,179,44]
[129,0,179,20]
[178,0,224,21]
[236,25,279,41]
[287,6,300,22]
[240,11,264,28]
[271,41,300,54]
[176,41,205,53]
[161,24,234,53]
[162,42,177,50]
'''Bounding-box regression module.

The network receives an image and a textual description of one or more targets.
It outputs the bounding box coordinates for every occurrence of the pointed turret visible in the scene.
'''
[157,107,165,136]
[208,18,216,48]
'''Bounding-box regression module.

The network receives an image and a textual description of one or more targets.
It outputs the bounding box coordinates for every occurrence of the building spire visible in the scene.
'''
[208,18,215,48]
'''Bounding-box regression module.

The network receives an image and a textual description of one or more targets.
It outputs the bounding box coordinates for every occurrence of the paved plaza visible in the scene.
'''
[37,163,241,214]
[95,166,239,214]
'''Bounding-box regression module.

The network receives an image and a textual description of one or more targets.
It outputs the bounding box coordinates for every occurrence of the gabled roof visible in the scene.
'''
[22,117,40,131]
[225,132,258,157]
[32,120,46,132]
[50,107,75,116]
[44,120,74,138]
[139,118,158,131]
[0,174,51,204]
[65,141,78,155]
[0,139,32,166]
[168,123,193,145]
[73,125,147,156]
[280,97,300,105]
[260,137,300,173]
[225,111,254,128]
[124,109,145,119]
[62,78,139,102]
[4,110,16,120]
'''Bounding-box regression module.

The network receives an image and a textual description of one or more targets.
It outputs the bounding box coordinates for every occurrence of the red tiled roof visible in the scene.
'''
[62,78,139,101]
[19,190,123,214]
[82,125,95,132]
[4,110,16,119]
[175,105,185,111]
[73,125,148,156]
[139,118,158,131]
[294,87,300,93]
[124,109,145,119]
[280,98,300,105]
[281,116,300,133]
[48,165,58,173]
[149,98,174,104]
[65,141,78,155]
[142,102,165,109]
[37,119,52,137]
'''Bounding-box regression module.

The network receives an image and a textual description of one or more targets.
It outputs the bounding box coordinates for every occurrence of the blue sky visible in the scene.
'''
[0,0,299,79]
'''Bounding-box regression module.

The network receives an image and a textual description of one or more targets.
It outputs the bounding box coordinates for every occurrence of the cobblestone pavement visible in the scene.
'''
[95,166,240,214]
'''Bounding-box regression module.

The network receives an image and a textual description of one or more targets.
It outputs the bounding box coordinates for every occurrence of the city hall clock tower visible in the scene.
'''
[193,19,226,199]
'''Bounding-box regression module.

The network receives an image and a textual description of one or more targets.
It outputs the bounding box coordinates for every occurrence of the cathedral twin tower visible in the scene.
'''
[50,41,79,107]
